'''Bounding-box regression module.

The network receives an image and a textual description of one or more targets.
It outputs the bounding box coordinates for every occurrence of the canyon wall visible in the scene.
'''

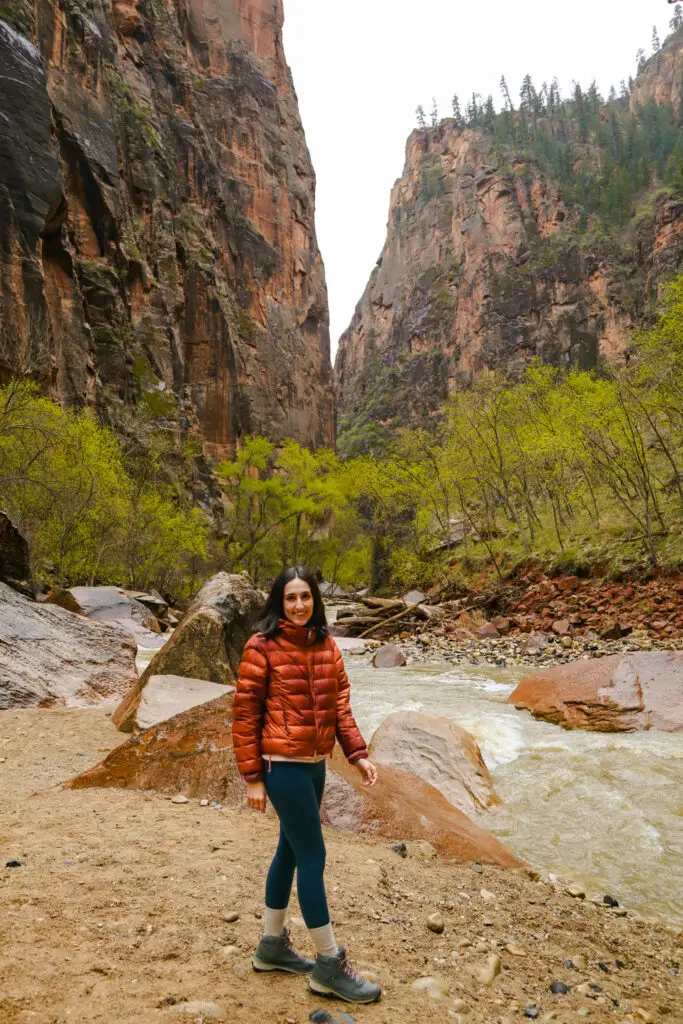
[336,35,683,453]
[0,0,334,459]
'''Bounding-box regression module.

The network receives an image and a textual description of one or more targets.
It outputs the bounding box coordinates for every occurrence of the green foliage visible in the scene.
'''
[0,383,207,595]
[351,278,683,588]
[216,438,369,588]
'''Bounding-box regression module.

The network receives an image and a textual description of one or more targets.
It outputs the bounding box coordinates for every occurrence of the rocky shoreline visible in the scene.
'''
[390,631,683,669]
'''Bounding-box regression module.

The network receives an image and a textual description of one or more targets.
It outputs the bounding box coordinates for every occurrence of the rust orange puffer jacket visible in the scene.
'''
[232,620,369,781]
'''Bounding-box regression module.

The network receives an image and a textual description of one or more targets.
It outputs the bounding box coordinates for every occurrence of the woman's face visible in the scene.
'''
[283,578,314,626]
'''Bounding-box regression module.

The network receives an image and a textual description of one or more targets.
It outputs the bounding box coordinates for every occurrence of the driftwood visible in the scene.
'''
[358,602,425,639]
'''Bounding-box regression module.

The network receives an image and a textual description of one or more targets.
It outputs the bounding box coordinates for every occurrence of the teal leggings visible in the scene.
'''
[263,760,329,929]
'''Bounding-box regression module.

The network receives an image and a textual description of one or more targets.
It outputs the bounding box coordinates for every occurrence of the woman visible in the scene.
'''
[232,566,382,1004]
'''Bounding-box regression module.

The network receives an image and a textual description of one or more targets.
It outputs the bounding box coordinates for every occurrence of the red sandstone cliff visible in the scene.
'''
[335,37,683,453]
[0,0,334,457]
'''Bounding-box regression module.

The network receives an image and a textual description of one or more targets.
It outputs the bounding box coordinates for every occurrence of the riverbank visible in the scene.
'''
[390,630,683,668]
[0,706,681,1024]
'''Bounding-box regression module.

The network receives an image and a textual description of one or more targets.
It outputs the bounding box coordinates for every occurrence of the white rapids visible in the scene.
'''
[344,657,683,927]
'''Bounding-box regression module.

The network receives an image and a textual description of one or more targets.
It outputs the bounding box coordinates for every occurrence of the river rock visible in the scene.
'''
[476,954,502,986]
[508,652,683,732]
[478,622,500,639]
[521,633,549,656]
[322,749,522,868]
[113,572,262,731]
[368,711,500,816]
[134,676,232,731]
[0,513,30,588]
[66,691,244,804]
[0,581,138,709]
[403,589,426,606]
[426,912,445,933]
[371,644,407,669]
[59,586,166,649]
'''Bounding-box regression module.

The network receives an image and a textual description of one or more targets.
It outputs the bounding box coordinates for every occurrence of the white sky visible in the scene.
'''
[282,1,677,356]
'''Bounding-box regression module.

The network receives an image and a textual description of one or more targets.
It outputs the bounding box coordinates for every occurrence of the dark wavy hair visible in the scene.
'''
[256,566,329,641]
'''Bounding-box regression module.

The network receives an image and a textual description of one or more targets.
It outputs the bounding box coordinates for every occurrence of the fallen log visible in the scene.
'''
[358,602,424,639]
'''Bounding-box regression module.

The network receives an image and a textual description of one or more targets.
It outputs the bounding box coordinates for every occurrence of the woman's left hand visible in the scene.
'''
[354,758,378,787]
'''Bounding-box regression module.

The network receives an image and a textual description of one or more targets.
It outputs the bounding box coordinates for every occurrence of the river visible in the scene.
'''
[344,658,683,928]
[135,644,683,927]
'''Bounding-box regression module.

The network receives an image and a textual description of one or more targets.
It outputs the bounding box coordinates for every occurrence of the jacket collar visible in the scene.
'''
[277,618,317,647]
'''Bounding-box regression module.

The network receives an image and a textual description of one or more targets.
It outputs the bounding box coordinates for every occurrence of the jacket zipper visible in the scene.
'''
[307,654,320,758]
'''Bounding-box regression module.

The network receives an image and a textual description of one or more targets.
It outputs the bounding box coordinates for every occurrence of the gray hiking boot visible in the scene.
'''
[309,945,382,1003]
[252,927,315,975]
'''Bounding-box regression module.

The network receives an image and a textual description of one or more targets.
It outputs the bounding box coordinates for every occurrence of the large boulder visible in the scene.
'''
[0,581,138,709]
[0,512,30,588]
[509,652,683,732]
[135,675,229,731]
[112,573,263,731]
[66,690,522,868]
[45,586,167,650]
[67,691,242,803]
[322,751,521,867]
[368,711,500,816]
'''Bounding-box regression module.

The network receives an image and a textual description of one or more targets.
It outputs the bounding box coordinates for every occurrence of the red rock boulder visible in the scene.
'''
[508,652,683,732]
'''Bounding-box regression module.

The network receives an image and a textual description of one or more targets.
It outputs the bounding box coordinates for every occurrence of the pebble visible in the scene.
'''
[471,862,483,873]
[170,794,189,805]
[223,912,240,923]
[475,941,489,953]
[549,981,569,995]
[603,894,619,907]
[635,1008,654,1022]
[200,799,209,807]
[476,954,501,986]
[452,998,470,1013]
[504,944,526,956]
[568,954,587,970]
[456,938,473,949]
[565,884,586,899]
[524,1007,539,1019]
[221,945,239,956]
[5,860,22,868]
[427,912,445,934]
[483,918,494,927]
[613,907,628,917]
[480,888,496,901]
[412,976,450,999]
[391,841,407,858]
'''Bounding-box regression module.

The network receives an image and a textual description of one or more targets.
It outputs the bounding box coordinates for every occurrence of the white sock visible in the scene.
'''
[264,906,287,937]
[309,922,338,958]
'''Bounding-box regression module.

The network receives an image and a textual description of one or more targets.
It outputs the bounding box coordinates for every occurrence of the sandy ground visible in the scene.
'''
[0,707,681,1024]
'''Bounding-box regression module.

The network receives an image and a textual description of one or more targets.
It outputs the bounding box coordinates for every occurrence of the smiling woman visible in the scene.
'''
[231,565,382,1003]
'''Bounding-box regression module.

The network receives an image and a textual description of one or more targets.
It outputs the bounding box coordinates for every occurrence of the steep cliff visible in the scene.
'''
[336,34,683,456]
[0,0,334,459]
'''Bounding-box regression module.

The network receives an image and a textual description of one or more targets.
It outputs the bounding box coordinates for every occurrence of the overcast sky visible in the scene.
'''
[282,1,677,356]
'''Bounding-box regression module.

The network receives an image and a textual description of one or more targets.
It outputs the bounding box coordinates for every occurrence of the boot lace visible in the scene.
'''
[281,928,295,953]
[338,946,361,982]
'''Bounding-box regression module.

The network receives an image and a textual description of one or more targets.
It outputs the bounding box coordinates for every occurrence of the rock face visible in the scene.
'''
[508,652,683,732]
[0,513,30,587]
[335,37,683,453]
[67,691,243,803]
[368,711,500,816]
[0,1,333,456]
[134,675,231,731]
[322,751,521,867]
[68,689,522,867]
[113,571,262,730]
[631,29,683,114]
[54,586,165,649]
[0,581,138,709]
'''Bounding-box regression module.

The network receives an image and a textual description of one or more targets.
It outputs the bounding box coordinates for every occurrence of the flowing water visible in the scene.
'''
[344,658,683,927]
[135,641,683,926]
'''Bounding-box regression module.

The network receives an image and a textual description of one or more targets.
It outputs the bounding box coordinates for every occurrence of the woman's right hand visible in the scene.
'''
[247,780,267,813]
